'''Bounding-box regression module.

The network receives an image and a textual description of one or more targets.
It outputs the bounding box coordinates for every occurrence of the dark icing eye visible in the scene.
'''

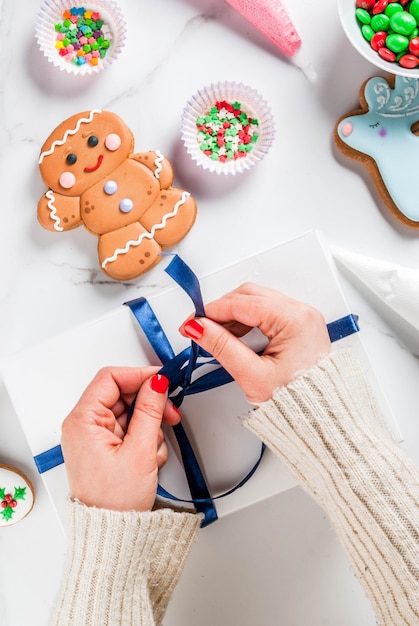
[87,135,99,147]
[66,153,77,165]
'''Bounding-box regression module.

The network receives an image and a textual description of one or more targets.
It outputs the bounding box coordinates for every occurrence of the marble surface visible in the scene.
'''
[0,1,418,624]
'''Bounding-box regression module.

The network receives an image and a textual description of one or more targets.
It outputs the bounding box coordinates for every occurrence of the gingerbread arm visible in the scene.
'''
[37,190,82,232]
[130,151,174,189]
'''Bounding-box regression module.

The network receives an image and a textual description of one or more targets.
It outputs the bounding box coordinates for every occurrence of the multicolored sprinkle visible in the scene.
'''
[196,100,259,162]
[54,7,112,67]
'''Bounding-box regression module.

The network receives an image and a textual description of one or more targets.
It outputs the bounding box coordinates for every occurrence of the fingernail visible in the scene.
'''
[183,319,204,340]
[173,405,183,419]
[150,374,169,394]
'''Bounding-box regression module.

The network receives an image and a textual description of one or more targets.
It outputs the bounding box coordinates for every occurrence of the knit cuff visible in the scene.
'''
[242,348,401,497]
[50,502,201,626]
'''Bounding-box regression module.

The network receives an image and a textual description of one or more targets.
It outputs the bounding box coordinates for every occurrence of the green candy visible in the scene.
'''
[390,12,417,37]
[371,14,390,32]
[361,24,374,42]
[355,8,371,25]
[386,33,409,53]
[409,0,419,24]
[384,3,403,18]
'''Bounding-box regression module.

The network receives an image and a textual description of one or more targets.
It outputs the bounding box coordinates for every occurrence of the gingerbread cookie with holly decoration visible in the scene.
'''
[0,464,35,527]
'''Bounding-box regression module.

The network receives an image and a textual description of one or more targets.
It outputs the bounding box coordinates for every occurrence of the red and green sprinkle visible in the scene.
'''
[196,100,260,162]
[54,7,112,67]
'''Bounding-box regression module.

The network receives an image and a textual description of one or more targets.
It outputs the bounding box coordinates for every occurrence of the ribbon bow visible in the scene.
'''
[124,255,360,527]
[125,255,265,527]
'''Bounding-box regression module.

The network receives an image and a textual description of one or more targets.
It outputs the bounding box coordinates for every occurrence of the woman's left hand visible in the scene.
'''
[61,366,181,512]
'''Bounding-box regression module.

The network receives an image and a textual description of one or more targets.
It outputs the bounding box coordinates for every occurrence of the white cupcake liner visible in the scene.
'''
[35,0,126,75]
[181,81,275,175]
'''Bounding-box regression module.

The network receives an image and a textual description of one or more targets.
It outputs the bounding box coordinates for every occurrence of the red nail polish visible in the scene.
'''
[150,374,169,394]
[173,405,183,419]
[183,319,204,340]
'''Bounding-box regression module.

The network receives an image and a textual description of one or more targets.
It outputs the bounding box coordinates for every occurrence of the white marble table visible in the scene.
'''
[0,1,418,624]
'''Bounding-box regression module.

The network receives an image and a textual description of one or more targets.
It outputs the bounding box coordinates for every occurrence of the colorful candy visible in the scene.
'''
[196,101,260,162]
[355,0,419,68]
[54,7,112,67]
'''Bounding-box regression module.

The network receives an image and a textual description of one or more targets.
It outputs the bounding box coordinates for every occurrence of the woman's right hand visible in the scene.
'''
[179,283,331,405]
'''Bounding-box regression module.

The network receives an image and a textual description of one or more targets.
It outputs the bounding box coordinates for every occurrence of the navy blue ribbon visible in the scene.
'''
[33,255,360,528]
[34,444,64,474]
[125,255,239,527]
[327,314,359,342]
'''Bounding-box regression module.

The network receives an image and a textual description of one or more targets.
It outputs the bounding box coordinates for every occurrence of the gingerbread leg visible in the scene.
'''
[98,223,162,281]
[140,188,197,248]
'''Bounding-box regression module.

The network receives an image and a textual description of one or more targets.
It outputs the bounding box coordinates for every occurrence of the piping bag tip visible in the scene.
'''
[292,46,317,83]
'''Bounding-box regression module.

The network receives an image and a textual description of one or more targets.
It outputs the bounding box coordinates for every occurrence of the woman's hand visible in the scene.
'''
[179,283,331,405]
[61,367,181,511]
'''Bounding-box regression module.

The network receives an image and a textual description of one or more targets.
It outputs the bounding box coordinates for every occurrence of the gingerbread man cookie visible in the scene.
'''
[335,75,419,229]
[0,464,35,527]
[38,110,198,280]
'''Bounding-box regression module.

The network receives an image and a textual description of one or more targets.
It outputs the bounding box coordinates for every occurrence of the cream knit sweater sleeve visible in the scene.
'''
[49,505,201,626]
[243,348,419,626]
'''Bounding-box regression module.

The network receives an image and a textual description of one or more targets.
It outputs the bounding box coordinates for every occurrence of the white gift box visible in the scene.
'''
[0,231,398,532]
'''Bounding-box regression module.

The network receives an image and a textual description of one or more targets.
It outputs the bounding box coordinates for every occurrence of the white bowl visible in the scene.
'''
[337,0,419,78]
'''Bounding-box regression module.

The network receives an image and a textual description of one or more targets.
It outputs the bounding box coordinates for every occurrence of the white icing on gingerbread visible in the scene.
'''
[153,150,164,179]
[46,190,64,231]
[102,191,190,268]
[38,109,102,164]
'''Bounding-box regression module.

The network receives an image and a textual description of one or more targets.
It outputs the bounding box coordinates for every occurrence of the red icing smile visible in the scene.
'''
[84,154,104,172]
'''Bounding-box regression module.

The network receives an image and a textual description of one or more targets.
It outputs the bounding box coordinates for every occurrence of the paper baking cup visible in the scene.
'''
[35,0,126,75]
[181,82,275,175]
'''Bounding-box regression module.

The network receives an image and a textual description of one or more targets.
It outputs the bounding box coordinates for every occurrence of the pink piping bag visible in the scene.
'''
[225,0,301,57]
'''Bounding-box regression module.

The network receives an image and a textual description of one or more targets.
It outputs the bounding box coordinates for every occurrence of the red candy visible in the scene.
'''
[399,54,419,68]
[378,47,397,61]
[409,36,419,56]
[372,0,389,14]
[371,31,387,50]
[356,0,375,7]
